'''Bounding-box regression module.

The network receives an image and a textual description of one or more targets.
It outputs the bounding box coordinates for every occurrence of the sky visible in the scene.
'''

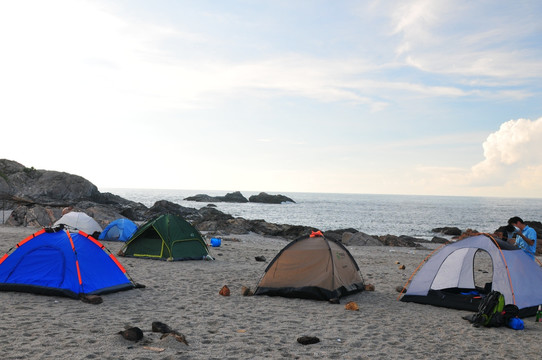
[1,0,542,198]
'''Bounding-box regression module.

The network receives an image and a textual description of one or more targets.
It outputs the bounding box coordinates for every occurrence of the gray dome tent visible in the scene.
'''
[400,234,542,317]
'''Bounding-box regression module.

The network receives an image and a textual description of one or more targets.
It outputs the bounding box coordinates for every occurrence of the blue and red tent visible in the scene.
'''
[0,228,137,298]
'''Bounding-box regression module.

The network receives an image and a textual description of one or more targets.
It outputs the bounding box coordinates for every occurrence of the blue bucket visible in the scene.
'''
[210,238,221,247]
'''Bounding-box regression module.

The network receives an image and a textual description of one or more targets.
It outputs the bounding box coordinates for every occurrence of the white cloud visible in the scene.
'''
[408,118,542,196]
[471,118,542,182]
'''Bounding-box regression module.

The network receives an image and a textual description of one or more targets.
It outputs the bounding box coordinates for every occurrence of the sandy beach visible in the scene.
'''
[0,225,541,360]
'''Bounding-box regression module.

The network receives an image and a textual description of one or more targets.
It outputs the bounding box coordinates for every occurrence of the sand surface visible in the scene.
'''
[0,225,541,360]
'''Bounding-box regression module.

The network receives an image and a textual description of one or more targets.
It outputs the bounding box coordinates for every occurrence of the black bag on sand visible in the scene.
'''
[464,290,505,327]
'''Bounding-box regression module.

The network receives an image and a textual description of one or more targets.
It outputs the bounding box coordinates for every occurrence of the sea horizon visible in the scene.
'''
[104,188,542,240]
[101,187,537,201]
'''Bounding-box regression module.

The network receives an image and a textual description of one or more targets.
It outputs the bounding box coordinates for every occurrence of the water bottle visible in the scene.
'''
[536,305,542,322]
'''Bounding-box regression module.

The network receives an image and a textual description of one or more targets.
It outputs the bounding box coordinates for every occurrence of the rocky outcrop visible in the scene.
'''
[6,205,61,227]
[322,228,359,243]
[431,227,462,236]
[431,236,449,244]
[191,208,313,240]
[182,194,216,202]
[0,159,100,206]
[184,191,296,204]
[184,191,248,203]
[144,200,199,219]
[10,158,537,251]
[342,232,383,246]
[248,192,295,204]
[375,234,424,247]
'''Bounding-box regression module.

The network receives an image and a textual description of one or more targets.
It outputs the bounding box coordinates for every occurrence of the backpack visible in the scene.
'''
[471,290,505,327]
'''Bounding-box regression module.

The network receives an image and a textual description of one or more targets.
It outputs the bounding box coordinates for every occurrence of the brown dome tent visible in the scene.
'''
[254,232,365,301]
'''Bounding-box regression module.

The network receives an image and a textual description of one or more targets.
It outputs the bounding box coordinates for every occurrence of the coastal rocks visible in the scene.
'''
[7,203,129,229]
[144,200,199,220]
[340,232,425,247]
[184,191,248,203]
[5,205,61,227]
[248,192,295,204]
[342,232,383,246]
[376,235,424,247]
[323,228,359,243]
[0,159,101,206]
[431,236,448,244]
[73,202,128,229]
[192,211,313,240]
[432,227,462,236]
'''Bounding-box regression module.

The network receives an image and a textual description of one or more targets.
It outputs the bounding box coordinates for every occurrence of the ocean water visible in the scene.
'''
[104,188,542,239]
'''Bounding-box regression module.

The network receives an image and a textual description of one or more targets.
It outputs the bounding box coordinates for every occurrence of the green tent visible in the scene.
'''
[120,214,209,261]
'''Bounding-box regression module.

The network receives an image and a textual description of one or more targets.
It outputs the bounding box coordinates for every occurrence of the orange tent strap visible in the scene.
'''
[310,230,323,238]
[66,231,76,251]
[110,254,127,273]
[0,253,8,266]
[75,260,83,285]
[80,231,105,249]
[16,228,46,248]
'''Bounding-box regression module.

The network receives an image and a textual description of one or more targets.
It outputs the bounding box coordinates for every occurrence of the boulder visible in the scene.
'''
[0,159,100,206]
[432,227,462,236]
[431,236,448,244]
[342,232,383,246]
[323,228,359,243]
[5,205,61,227]
[183,194,217,202]
[222,191,249,203]
[376,234,423,247]
[248,192,295,204]
[144,200,199,220]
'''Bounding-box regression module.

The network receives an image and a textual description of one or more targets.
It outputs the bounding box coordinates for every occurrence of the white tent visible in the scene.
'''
[54,212,102,235]
[401,234,542,317]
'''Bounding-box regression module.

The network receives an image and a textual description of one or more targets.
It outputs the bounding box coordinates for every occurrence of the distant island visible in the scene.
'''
[184,191,295,204]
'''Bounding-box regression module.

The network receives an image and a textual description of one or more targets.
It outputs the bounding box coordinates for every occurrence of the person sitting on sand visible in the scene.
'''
[507,216,537,260]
